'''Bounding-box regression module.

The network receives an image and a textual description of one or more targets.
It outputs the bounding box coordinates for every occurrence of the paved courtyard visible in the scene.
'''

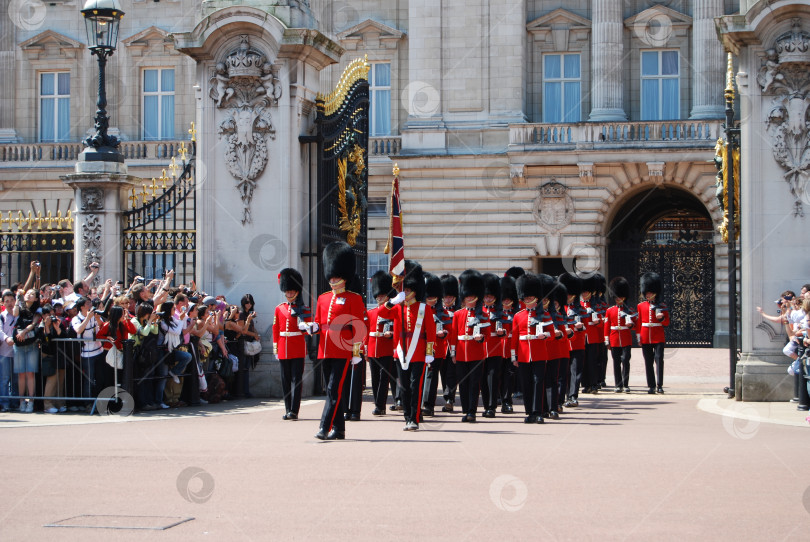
[1,348,808,541]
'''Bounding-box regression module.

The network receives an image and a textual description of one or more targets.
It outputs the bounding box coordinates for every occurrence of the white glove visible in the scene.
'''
[541,332,550,339]
[604,338,610,346]
[510,352,517,364]
[351,356,362,365]
[297,321,309,331]
[425,355,434,364]
[310,322,319,333]
[390,291,406,305]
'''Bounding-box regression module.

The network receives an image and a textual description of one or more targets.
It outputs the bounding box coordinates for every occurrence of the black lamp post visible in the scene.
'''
[80,0,124,163]
[723,52,740,399]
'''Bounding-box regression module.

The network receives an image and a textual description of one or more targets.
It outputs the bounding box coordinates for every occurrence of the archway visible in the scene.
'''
[607,185,715,346]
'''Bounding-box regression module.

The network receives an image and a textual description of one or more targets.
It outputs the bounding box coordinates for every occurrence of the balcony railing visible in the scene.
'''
[0,140,188,164]
[509,120,723,148]
[369,136,400,157]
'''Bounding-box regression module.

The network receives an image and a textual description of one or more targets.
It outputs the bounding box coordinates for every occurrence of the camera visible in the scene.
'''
[155,311,164,317]
[50,316,58,323]
[135,277,145,283]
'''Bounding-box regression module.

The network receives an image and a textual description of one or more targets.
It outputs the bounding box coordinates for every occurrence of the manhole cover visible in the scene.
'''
[45,515,194,530]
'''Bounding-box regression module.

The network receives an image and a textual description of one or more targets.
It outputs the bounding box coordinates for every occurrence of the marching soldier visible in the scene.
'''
[559,273,586,407]
[481,273,503,418]
[594,273,610,389]
[548,278,571,418]
[580,275,603,394]
[439,274,459,411]
[498,275,517,414]
[450,270,490,423]
[604,276,635,393]
[510,273,549,423]
[345,274,368,421]
[636,272,670,394]
[312,242,367,441]
[273,268,311,420]
[421,272,449,416]
[393,261,436,431]
[365,271,404,416]
[538,274,561,419]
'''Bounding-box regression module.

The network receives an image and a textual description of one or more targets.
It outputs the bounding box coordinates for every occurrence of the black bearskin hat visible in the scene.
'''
[323,241,355,284]
[640,272,662,296]
[347,273,364,295]
[441,274,459,299]
[483,273,501,303]
[558,272,582,298]
[609,276,630,300]
[403,260,426,302]
[278,268,303,293]
[516,273,542,301]
[459,269,485,302]
[425,272,443,299]
[504,266,525,281]
[500,275,517,304]
[582,275,599,294]
[371,271,395,299]
[538,274,555,300]
[593,273,607,295]
[551,280,568,309]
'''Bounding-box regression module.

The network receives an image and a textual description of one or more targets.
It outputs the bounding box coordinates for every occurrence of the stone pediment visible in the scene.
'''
[337,19,405,50]
[625,6,692,30]
[20,30,84,60]
[122,26,177,55]
[527,9,591,50]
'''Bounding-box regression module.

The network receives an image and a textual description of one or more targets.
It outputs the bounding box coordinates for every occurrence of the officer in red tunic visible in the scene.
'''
[393,261,436,431]
[580,275,603,394]
[365,271,404,416]
[559,273,586,407]
[273,268,311,420]
[635,272,670,394]
[450,270,489,423]
[498,275,517,414]
[480,273,503,418]
[313,242,367,440]
[604,276,636,393]
[420,272,448,417]
[439,274,459,411]
[510,273,549,423]
[345,274,370,422]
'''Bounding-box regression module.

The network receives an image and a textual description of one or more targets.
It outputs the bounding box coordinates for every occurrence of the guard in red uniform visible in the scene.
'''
[345,274,369,422]
[481,273,503,418]
[594,273,610,390]
[559,273,586,407]
[365,271,403,416]
[421,272,448,416]
[450,270,489,423]
[393,261,436,431]
[498,275,517,414]
[510,273,548,423]
[538,274,561,420]
[439,274,459,411]
[604,276,635,393]
[548,279,570,418]
[636,272,670,394]
[273,268,311,420]
[313,242,367,440]
[580,275,603,394]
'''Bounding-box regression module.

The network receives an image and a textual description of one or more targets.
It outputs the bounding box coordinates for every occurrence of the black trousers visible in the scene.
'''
[456,360,483,415]
[480,356,502,411]
[278,357,304,414]
[598,342,609,384]
[611,346,631,389]
[346,360,364,415]
[318,358,351,433]
[518,361,545,415]
[642,343,665,389]
[390,360,405,405]
[499,357,516,406]
[556,356,569,407]
[543,359,560,413]
[582,343,600,390]
[402,361,427,424]
[568,349,585,399]
[439,355,457,403]
[421,355,443,410]
[369,355,395,410]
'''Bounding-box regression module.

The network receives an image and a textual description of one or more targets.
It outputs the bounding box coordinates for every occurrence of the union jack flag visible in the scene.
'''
[386,168,405,281]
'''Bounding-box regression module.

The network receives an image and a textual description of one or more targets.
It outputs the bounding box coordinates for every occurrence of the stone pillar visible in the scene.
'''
[0,14,16,142]
[62,161,139,286]
[690,0,725,119]
[589,0,626,121]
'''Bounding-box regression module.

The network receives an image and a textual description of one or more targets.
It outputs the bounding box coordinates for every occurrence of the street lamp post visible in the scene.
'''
[80,0,125,163]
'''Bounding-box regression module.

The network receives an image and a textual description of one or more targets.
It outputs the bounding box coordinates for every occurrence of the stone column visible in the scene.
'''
[589,0,627,121]
[690,0,725,119]
[0,15,16,142]
[62,161,139,285]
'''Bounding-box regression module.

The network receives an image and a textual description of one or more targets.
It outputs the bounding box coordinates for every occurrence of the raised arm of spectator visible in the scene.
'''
[84,262,100,286]
[22,261,41,292]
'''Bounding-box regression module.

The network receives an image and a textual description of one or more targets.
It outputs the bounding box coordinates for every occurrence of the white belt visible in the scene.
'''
[642,323,662,327]
[279,331,302,337]
[610,326,629,331]
[458,335,475,341]
[587,321,601,326]
[369,332,388,337]
[519,335,542,341]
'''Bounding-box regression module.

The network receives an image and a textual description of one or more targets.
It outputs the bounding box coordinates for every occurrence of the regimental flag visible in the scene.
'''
[385,164,405,282]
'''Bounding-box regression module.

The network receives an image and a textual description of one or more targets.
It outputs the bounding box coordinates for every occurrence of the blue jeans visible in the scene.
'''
[81,353,105,405]
[0,355,11,408]
[169,349,192,376]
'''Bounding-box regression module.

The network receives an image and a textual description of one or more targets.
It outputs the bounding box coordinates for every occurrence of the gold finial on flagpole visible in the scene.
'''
[393,163,399,177]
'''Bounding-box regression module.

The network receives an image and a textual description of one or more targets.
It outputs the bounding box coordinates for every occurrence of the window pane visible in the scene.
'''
[57,72,70,95]
[57,97,70,141]
[144,69,158,93]
[662,51,678,76]
[661,78,679,119]
[563,54,580,78]
[161,94,175,139]
[563,82,580,122]
[367,198,387,216]
[374,63,390,87]
[143,95,158,140]
[161,69,175,92]
[544,55,561,78]
[372,89,390,136]
[40,98,54,141]
[41,73,54,96]
[543,82,561,123]
[641,79,659,120]
[641,52,658,76]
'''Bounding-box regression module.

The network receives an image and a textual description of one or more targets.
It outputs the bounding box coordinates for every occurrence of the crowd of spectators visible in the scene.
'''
[0,261,260,414]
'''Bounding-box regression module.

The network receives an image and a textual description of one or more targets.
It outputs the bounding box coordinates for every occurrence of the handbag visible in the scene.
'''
[217,354,234,380]
[40,356,57,378]
[244,340,262,357]
[106,346,123,369]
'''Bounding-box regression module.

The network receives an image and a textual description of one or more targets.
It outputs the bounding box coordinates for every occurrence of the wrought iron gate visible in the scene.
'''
[311,57,370,297]
[608,239,715,346]
[0,211,74,289]
[123,135,196,285]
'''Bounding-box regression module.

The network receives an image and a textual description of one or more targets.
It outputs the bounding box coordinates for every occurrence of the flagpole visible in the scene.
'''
[386,162,404,292]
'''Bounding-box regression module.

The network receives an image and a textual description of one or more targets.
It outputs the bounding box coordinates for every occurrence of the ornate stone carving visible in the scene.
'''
[81,213,102,281]
[532,180,573,233]
[81,187,104,211]
[577,162,595,185]
[646,161,665,185]
[210,35,281,224]
[510,164,526,187]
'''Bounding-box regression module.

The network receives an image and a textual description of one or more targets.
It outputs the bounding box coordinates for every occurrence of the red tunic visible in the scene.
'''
[500,308,515,358]
[635,301,669,344]
[449,307,491,362]
[393,302,436,364]
[431,303,454,358]
[581,298,603,344]
[603,305,635,348]
[273,302,311,359]
[314,290,367,359]
[565,304,587,351]
[365,304,400,358]
[510,308,549,362]
[482,305,504,358]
